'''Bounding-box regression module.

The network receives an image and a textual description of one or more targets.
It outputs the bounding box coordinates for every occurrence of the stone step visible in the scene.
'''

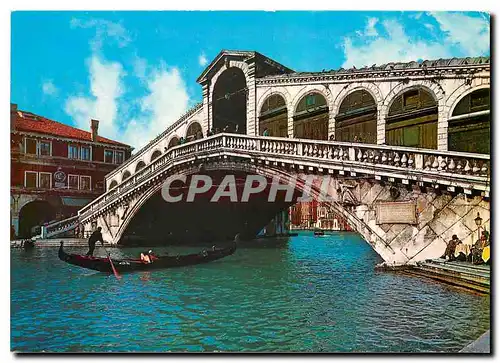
[421,260,490,278]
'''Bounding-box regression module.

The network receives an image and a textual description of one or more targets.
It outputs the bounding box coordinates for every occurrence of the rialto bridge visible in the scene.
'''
[45,50,490,265]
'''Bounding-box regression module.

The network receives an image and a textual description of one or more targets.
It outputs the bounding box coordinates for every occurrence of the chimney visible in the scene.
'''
[10,103,18,131]
[90,119,99,142]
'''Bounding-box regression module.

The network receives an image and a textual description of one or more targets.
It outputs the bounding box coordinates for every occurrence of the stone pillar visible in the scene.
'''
[377,104,386,145]
[437,105,448,151]
[287,113,294,138]
[329,114,336,140]
[246,63,257,136]
[201,82,210,134]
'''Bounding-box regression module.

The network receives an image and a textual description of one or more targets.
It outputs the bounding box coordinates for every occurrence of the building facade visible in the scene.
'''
[10,104,133,238]
[290,201,352,231]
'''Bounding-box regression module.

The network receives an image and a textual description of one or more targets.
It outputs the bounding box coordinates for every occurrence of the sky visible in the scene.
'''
[11,11,490,151]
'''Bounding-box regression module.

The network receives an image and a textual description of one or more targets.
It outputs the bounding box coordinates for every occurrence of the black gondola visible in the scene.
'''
[58,241,236,274]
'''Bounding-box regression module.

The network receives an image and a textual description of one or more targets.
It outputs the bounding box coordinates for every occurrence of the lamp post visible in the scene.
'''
[474,213,483,264]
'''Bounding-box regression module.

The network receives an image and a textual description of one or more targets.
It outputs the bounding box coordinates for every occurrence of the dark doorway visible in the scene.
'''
[212,67,247,134]
[18,200,56,238]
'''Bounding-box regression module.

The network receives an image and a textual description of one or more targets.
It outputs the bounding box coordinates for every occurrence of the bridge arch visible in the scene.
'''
[383,84,440,149]
[111,160,404,263]
[212,67,248,134]
[447,86,490,154]
[333,86,380,143]
[185,121,203,141]
[292,90,330,140]
[150,149,162,162]
[258,93,288,137]
[135,160,146,173]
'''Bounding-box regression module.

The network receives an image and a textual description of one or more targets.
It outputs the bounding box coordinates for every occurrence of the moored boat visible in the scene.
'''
[58,241,236,274]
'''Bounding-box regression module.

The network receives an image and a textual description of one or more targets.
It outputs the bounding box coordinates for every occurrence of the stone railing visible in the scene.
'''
[41,215,80,238]
[78,133,490,222]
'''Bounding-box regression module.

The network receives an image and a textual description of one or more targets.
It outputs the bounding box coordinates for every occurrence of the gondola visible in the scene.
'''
[58,241,236,274]
[313,230,325,236]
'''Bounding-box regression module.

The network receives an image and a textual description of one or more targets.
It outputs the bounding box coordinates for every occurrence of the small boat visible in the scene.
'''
[314,230,325,236]
[58,241,236,274]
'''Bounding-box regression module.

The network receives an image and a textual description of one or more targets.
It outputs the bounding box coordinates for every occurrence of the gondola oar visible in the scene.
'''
[104,248,121,280]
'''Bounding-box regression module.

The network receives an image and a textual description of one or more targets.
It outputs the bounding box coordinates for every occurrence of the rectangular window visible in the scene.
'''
[68,145,79,159]
[115,151,124,164]
[25,171,37,188]
[80,146,91,161]
[80,176,91,191]
[39,141,51,156]
[68,174,79,189]
[104,149,114,163]
[39,172,52,189]
[25,138,37,154]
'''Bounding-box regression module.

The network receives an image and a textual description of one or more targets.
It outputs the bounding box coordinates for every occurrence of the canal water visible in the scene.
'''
[11,232,490,353]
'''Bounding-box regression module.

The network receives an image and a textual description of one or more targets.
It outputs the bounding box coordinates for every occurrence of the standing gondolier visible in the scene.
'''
[86,226,104,257]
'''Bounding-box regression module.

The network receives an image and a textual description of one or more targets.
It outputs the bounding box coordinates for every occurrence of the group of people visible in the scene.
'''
[442,231,490,264]
[207,123,241,137]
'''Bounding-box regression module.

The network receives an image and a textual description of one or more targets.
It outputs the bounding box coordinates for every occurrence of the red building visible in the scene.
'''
[10,104,133,238]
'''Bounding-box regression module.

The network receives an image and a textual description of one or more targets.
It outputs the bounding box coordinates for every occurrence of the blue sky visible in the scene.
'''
[11,11,490,150]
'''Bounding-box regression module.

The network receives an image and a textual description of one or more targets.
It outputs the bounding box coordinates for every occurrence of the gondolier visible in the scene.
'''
[86,226,104,257]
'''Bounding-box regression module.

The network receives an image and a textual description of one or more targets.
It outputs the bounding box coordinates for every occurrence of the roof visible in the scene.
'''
[260,56,490,80]
[12,109,131,148]
[196,50,294,83]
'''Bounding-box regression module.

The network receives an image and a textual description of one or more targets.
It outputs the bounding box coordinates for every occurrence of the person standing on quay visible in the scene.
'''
[86,226,104,257]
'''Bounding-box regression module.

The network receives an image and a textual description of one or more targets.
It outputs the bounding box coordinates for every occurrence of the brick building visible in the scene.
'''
[10,104,133,238]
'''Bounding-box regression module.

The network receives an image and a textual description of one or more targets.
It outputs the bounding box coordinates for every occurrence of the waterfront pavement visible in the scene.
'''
[11,238,114,248]
[460,330,490,353]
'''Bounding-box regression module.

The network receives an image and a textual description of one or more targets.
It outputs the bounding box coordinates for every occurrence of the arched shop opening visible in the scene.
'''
[259,94,288,137]
[336,90,377,143]
[18,200,56,238]
[385,87,438,149]
[293,92,329,140]
[448,88,490,154]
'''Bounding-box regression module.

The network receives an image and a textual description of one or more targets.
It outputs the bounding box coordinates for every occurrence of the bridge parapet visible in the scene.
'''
[79,134,490,223]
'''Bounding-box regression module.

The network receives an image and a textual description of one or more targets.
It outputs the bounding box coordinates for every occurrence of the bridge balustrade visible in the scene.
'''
[79,134,490,222]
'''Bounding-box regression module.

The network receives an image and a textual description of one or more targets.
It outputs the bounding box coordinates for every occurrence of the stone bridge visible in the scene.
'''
[76,134,490,265]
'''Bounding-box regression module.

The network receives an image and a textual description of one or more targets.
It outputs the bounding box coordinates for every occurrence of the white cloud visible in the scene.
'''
[70,17,132,52]
[198,52,208,67]
[65,55,190,150]
[341,13,490,68]
[121,63,190,149]
[364,17,379,37]
[429,12,489,55]
[65,18,191,151]
[65,56,125,139]
[42,80,58,96]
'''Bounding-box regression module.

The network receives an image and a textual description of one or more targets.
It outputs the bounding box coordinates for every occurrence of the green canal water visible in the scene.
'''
[11,232,490,353]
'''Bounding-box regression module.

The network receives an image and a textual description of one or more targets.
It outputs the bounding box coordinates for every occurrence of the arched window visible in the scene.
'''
[259,94,288,137]
[293,92,329,140]
[448,88,490,154]
[168,137,180,149]
[150,149,162,162]
[109,180,118,190]
[336,90,377,143]
[135,161,146,173]
[122,171,131,182]
[386,88,437,149]
[186,122,203,142]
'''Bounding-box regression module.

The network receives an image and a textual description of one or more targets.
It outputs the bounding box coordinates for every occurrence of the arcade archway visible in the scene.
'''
[18,200,56,238]
[186,122,203,142]
[386,87,437,149]
[293,92,329,140]
[336,90,377,143]
[259,94,288,137]
[212,67,247,134]
[448,88,490,154]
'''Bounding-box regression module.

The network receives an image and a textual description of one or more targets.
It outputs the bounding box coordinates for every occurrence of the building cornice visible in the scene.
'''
[12,130,132,151]
[256,64,490,86]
